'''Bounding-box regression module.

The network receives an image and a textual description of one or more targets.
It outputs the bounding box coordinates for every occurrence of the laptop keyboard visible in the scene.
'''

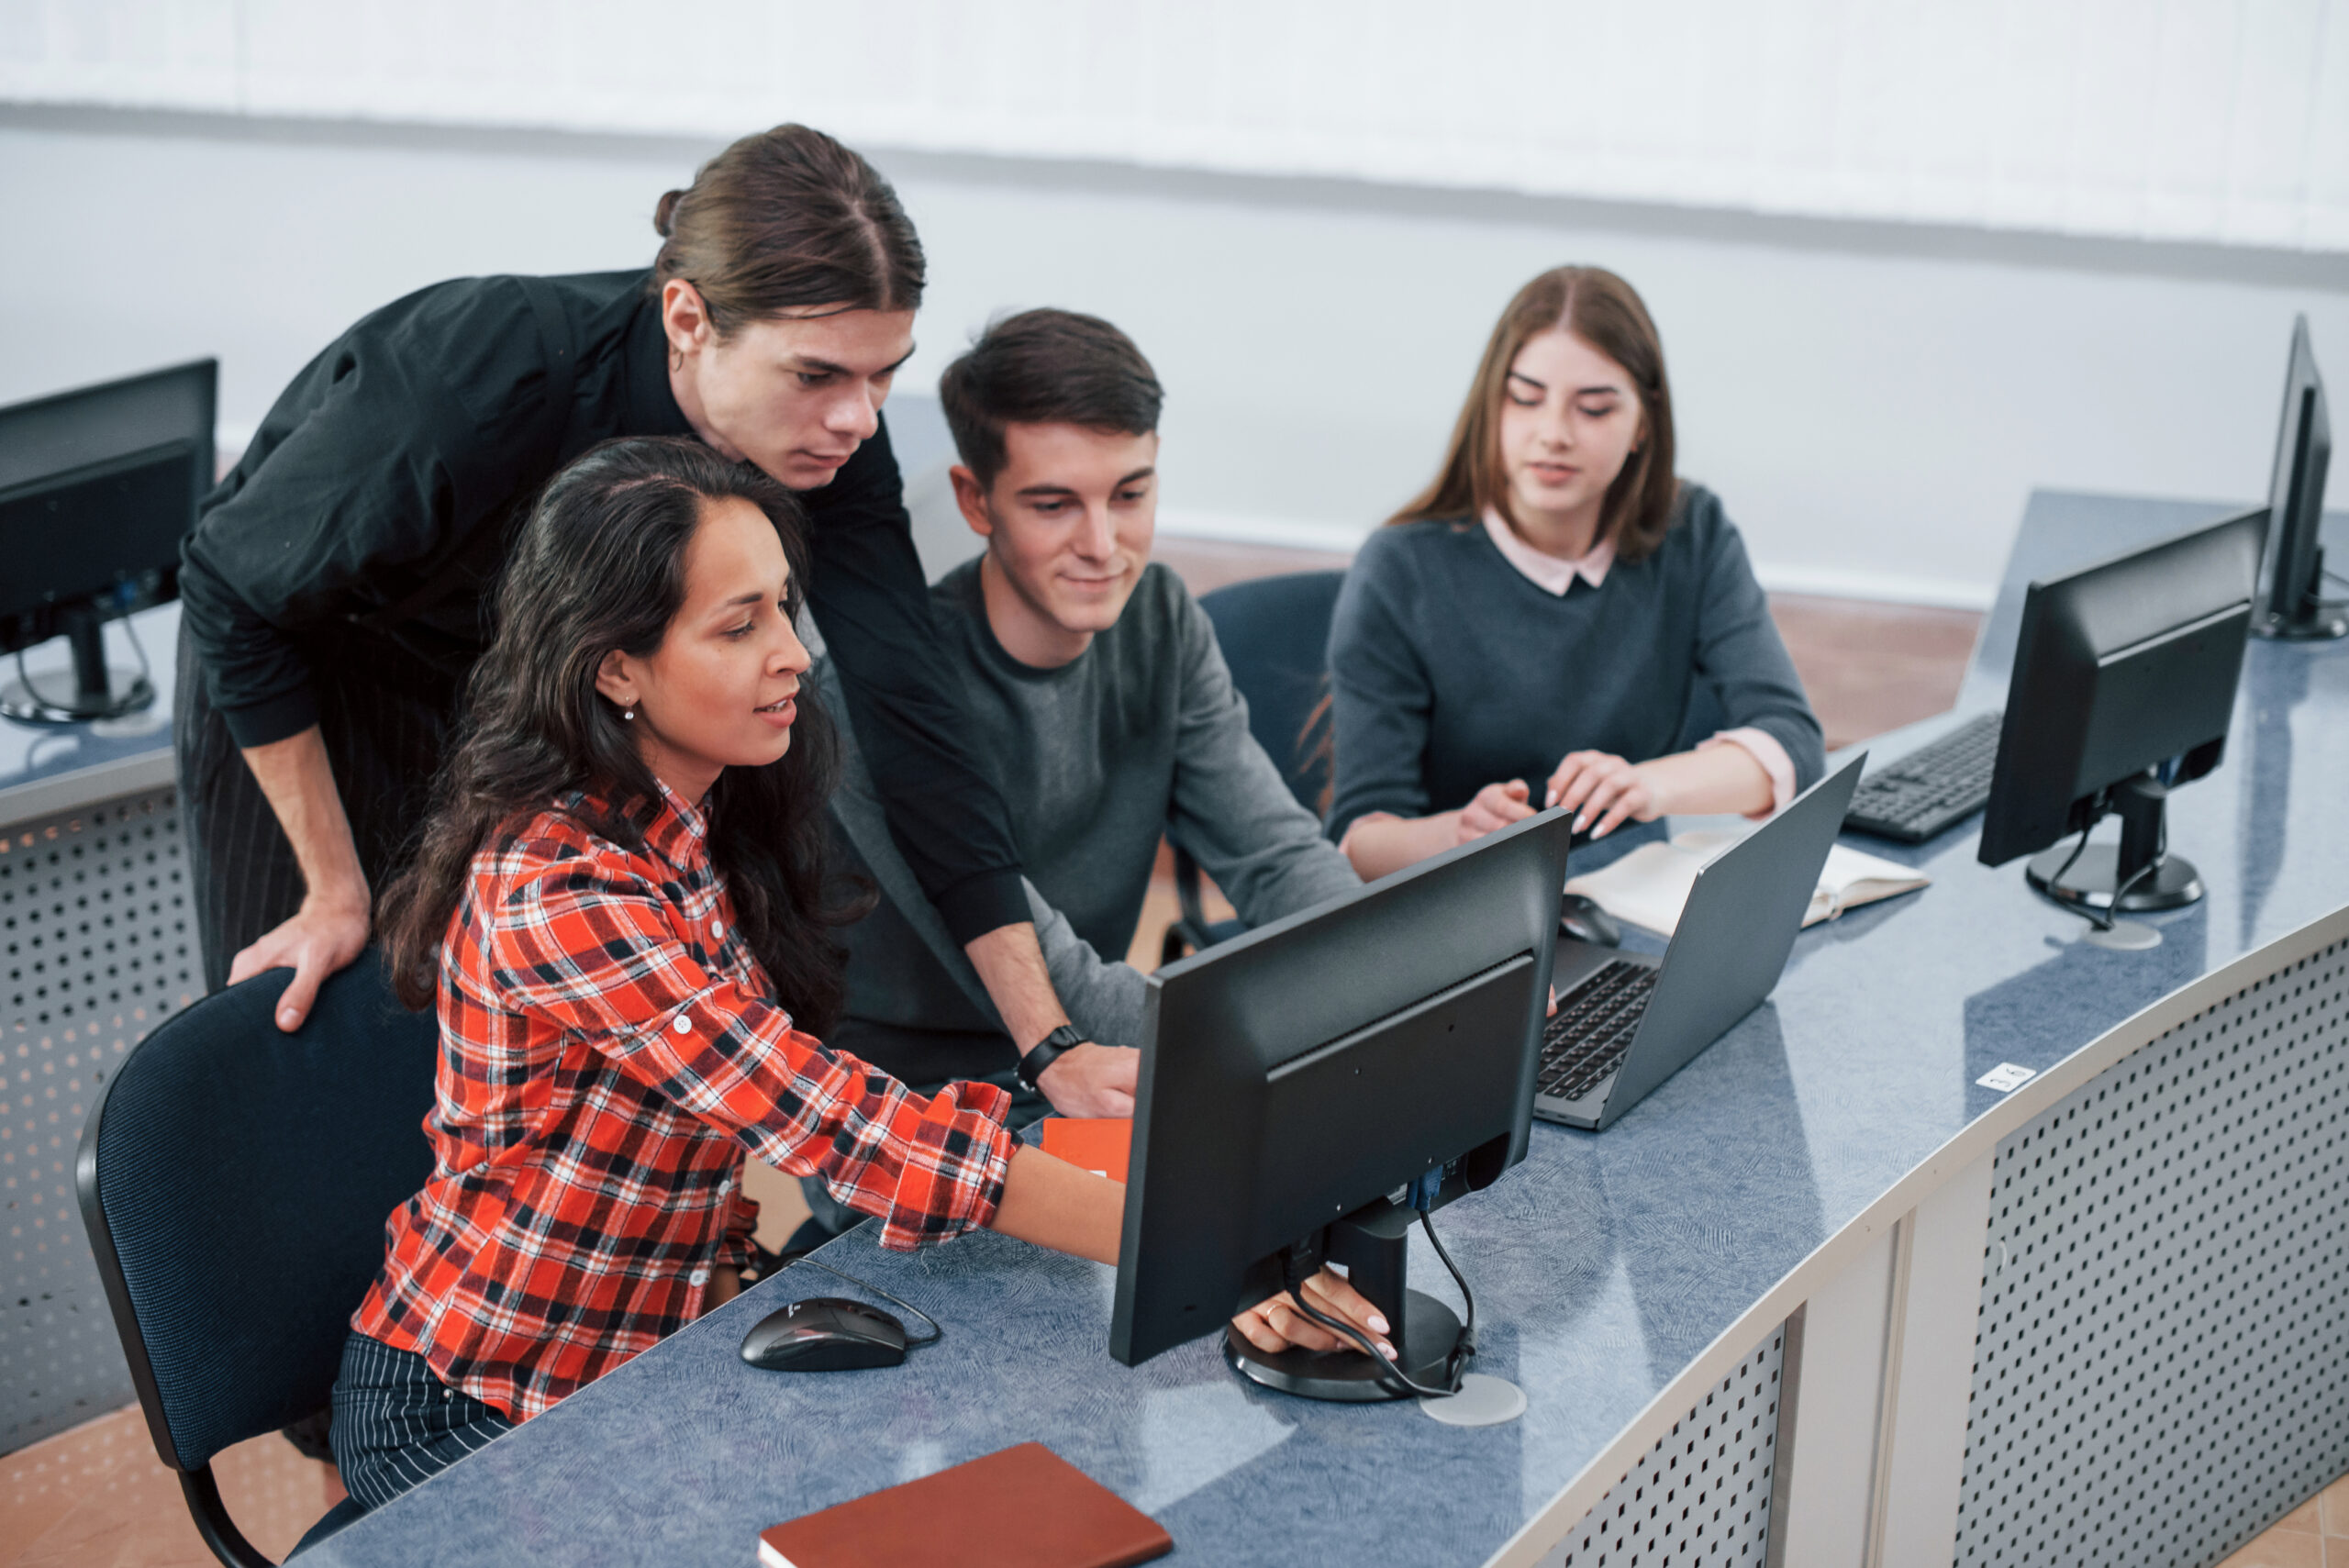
[1537,960,1657,1104]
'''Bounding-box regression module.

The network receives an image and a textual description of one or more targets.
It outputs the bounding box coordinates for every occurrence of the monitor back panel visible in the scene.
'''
[1252,953,1539,1260]
[1110,809,1572,1366]
[0,360,217,649]
[0,445,201,608]
[2260,320,2331,623]
[2075,604,2251,797]
[0,361,214,495]
[1981,508,2263,866]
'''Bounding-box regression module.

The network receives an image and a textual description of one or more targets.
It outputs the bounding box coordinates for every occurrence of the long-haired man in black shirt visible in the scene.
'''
[176,124,1135,1118]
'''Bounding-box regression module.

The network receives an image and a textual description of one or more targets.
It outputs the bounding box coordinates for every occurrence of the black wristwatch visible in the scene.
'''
[1015,1024,1086,1092]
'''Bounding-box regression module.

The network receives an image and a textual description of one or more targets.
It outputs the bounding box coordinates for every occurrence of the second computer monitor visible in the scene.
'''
[0,360,217,723]
[1108,807,1573,1391]
[1977,507,2264,915]
[2257,315,2341,641]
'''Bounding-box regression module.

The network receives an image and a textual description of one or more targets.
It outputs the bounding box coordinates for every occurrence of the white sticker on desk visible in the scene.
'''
[1977,1062,2036,1093]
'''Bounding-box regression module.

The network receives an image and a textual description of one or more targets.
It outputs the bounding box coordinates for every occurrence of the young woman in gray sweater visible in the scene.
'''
[1329,266,1825,878]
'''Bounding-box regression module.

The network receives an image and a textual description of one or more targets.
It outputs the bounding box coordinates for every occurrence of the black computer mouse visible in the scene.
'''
[739,1296,908,1372]
[1559,893,1622,949]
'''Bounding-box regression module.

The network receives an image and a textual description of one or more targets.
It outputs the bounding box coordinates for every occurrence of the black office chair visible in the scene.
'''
[76,955,440,1565]
[1163,570,1348,963]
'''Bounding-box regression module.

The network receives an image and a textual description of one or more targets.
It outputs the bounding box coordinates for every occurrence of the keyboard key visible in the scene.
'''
[1538,960,1654,1103]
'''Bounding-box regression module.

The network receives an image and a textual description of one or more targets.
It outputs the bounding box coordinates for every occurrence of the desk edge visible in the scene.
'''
[0,749,176,830]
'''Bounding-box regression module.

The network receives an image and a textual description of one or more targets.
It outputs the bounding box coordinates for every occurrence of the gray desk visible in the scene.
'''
[293,493,2348,1568]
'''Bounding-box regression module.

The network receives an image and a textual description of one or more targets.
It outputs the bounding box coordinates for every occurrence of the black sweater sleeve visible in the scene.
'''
[800,416,1030,943]
[178,277,563,747]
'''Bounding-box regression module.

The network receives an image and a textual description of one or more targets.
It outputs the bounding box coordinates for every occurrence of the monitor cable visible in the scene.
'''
[2045,806,2164,936]
[2099,846,2162,929]
[8,601,155,728]
[1276,1204,1477,1401]
[2043,819,2096,907]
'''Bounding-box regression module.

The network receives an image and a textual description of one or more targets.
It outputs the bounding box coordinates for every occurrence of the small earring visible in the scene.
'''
[669,347,683,372]
[622,708,635,722]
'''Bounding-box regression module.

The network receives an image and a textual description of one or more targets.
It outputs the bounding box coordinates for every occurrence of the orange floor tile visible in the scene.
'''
[0,1404,342,1568]
[2218,1473,2349,1567]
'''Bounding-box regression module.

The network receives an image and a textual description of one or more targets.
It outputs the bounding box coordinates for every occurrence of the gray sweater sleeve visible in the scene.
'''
[1164,591,1363,922]
[1690,512,1828,790]
[1325,528,1437,841]
[817,656,1153,1048]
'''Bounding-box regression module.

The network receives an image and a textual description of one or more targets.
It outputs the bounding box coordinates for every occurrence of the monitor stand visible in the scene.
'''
[1223,1199,1463,1403]
[2026,773,2201,917]
[2253,547,2348,641]
[1,608,154,726]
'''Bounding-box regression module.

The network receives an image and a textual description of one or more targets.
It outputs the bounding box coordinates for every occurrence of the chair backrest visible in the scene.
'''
[77,955,439,1476]
[1196,570,1348,813]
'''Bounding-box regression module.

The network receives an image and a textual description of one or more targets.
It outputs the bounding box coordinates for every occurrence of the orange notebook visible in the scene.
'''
[1040,1118,1132,1184]
[757,1442,1171,1568]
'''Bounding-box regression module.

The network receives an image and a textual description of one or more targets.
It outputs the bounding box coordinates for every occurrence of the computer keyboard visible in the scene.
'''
[1536,960,1656,1103]
[1842,711,2004,843]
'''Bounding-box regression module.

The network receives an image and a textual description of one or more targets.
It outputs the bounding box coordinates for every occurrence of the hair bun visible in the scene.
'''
[653,189,685,239]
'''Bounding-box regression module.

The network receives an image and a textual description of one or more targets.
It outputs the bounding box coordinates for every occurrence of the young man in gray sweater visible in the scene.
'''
[814,308,1360,1133]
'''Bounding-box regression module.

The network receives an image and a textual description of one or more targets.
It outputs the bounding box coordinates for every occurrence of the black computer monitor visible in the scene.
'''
[0,361,217,724]
[2255,315,2342,641]
[1109,807,1574,1402]
[1976,507,2264,919]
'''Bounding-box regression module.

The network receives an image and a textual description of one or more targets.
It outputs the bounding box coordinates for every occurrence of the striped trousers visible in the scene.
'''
[173,620,454,992]
[330,1332,516,1511]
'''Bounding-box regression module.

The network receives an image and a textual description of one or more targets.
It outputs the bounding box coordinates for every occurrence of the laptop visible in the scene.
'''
[1534,754,1866,1130]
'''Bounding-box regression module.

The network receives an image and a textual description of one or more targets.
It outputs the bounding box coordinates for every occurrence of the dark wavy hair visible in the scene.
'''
[378,436,861,1034]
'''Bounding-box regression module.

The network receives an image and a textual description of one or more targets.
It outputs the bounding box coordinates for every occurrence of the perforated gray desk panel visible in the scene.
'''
[1,774,197,1450]
[0,605,191,1450]
[1548,1327,1785,1565]
[1959,938,2349,1566]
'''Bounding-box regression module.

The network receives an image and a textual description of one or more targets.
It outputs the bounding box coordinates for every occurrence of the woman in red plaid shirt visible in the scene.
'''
[326,436,1384,1510]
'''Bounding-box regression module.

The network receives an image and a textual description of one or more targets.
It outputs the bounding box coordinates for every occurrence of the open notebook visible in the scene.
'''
[1564,829,1929,939]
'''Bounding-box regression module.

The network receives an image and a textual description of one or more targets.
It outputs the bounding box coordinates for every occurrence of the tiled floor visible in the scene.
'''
[2216,1474,2349,1567]
[0,1404,342,1567]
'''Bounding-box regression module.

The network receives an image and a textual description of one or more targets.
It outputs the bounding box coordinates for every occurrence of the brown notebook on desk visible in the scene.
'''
[757,1441,1172,1568]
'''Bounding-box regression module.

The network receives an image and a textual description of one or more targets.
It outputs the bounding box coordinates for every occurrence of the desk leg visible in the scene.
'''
[1769,1222,1901,1567]
[1876,1151,1994,1565]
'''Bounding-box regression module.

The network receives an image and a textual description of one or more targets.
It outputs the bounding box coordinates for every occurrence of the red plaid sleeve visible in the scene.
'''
[487,858,1014,1250]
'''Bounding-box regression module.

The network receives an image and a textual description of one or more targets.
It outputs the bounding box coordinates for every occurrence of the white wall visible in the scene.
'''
[3,107,2345,605]
[8,0,2347,251]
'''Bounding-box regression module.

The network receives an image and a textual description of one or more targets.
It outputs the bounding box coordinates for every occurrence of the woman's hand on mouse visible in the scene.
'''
[1230,1268,1396,1359]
